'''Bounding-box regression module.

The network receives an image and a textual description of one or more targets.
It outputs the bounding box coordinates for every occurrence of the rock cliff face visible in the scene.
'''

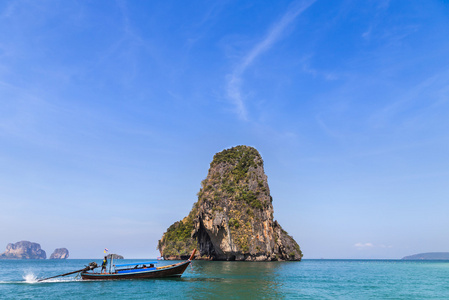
[0,241,46,259]
[158,146,302,261]
[50,248,69,259]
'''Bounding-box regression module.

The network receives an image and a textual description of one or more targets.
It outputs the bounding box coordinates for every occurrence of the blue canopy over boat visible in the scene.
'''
[115,262,158,267]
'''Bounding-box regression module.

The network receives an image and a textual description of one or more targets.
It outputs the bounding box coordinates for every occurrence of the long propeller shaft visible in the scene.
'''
[37,262,98,282]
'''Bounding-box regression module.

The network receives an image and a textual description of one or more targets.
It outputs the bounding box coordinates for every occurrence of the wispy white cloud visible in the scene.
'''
[355,242,374,248]
[185,2,228,49]
[369,70,449,128]
[315,114,345,140]
[302,61,339,81]
[355,242,393,249]
[226,0,316,120]
[361,0,390,41]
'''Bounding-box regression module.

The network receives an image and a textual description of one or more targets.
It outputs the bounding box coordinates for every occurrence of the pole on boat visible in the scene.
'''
[37,262,99,282]
[109,255,113,274]
[188,249,197,261]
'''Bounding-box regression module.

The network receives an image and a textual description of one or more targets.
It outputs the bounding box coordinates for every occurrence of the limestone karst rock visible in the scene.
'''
[50,248,69,259]
[0,241,46,259]
[106,253,124,259]
[158,145,302,261]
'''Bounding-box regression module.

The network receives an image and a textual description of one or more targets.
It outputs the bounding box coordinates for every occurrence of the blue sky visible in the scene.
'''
[1,0,448,259]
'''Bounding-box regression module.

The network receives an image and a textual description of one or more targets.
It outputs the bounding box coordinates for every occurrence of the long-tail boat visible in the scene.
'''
[80,249,196,280]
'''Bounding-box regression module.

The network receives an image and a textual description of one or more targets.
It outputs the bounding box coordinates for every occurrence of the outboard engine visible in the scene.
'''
[87,262,98,270]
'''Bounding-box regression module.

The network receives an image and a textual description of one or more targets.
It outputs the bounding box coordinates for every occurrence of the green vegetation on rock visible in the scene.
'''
[211,145,262,169]
[157,204,198,257]
[158,145,302,261]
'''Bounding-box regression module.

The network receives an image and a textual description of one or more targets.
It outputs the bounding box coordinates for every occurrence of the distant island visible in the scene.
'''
[50,248,69,259]
[0,241,46,259]
[0,241,69,259]
[158,145,302,261]
[402,252,449,260]
[106,253,124,259]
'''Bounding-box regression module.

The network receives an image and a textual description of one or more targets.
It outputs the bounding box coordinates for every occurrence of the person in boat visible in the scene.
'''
[101,256,107,274]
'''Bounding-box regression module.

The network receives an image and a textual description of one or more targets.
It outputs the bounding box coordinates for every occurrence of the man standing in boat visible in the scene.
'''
[101,256,107,274]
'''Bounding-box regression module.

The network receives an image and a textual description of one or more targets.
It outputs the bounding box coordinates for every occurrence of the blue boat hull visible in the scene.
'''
[80,260,191,280]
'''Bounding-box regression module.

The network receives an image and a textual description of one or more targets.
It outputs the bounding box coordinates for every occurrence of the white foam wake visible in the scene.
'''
[23,272,38,283]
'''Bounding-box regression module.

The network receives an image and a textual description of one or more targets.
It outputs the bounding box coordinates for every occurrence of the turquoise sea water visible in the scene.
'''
[1,259,449,299]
